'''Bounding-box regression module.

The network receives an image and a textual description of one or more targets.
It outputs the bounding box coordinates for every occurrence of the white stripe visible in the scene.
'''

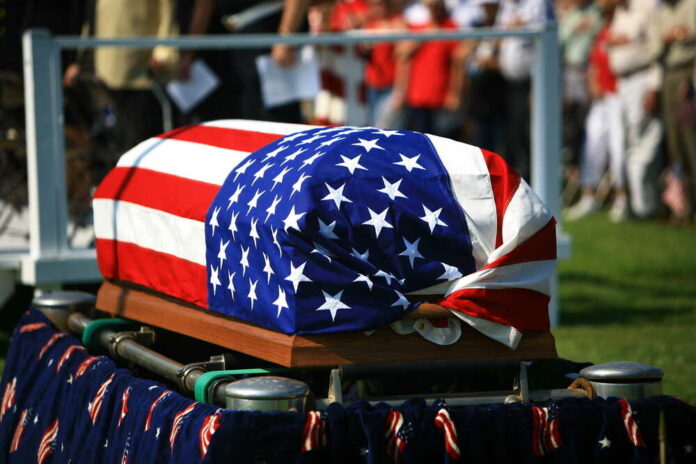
[426,135,497,270]
[446,260,555,296]
[203,119,318,135]
[93,199,206,265]
[117,138,250,185]
[489,179,552,263]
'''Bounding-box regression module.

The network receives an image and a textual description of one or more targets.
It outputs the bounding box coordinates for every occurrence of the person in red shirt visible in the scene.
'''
[567,0,629,221]
[360,0,406,126]
[391,0,469,135]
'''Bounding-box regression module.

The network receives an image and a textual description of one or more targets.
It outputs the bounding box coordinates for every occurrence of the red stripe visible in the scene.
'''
[438,288,550,331]
[9,409,27,453]
[481,149,521,248]
[157,125,282,153]
[482,219,557,271]
[94,167,219,222]
[96,239,207,308]
[531,407,543,456]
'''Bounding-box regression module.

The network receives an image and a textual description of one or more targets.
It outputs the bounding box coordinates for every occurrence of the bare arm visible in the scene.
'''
[272,0,313,67]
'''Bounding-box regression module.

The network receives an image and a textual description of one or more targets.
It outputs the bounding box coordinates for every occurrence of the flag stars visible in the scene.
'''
[271,167,292,190]
[316,290,350,321]
[598,437,611,449]
[271,227,282,256]
[319,136,344,147]
[290,173,311,198]
[420,205,448,233]
[233,159,255,181]
[262,145,286,162]
[336,154,367,175]
[263,253,274,284]
[265,195,282,222]
[273,287,289,317]
[210,265,221,295]
[352,138,384,153]
[247,279,258,310]
[312,242,334,262]
[399,237,424,267]
[298,134,324,145]
[283,206,306,232]
[240,245,250,276]
[285,261,312,292]
[438,263,463,281]
[352,248,370,263]
[391,291,410,310]
[372,129,403,138]
[362,207,393,238]
[227,271,236,299]
[246,189,265,215]
[318,219,339,240]
[353,274,373,290]
[251,163,274,185]
[227,184,245,209]
[228,211,239,239]
[155,428,161,439]
[217,239,229,267]
[375,270,395,285]
[281,147,307,165]
[322,182,353,209]
[300,151,325,170]
[209,206,221,236]
[378,177,407,201]
[282,131,307,142]
[249,218,260,248]
[394,153,426,172]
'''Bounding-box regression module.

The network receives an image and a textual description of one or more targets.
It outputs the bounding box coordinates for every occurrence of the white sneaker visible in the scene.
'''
[609,196,629,222]
[566,195,599,220]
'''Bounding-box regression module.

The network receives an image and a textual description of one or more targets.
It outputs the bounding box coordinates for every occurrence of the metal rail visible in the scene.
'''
[68,313,205,393]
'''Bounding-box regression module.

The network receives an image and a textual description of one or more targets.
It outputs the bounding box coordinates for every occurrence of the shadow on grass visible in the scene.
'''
[560,271,696,326]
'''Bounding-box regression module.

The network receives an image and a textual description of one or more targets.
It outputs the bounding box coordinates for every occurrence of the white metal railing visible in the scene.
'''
[15,26,566,325]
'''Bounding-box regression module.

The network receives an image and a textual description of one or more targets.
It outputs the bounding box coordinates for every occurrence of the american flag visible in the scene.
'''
[530,403,563,457]
[385,410,413,463]
[94,120,555,344]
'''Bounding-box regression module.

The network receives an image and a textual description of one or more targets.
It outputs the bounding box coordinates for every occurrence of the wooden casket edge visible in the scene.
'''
[96,281,558,368]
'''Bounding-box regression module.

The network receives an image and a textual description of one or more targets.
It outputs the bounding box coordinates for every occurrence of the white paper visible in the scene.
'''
[166,59,220,114]
[255,46,321,109]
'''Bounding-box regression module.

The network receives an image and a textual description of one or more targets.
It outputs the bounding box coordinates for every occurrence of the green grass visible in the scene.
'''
[556,214,696,403]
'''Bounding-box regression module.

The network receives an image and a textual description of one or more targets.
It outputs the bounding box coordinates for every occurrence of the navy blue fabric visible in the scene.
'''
[1,307,696,463]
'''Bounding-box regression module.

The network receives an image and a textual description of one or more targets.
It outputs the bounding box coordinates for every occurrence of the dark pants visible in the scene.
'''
[230,49,303,123]
[111,89,163,154]
[505,78,531,181]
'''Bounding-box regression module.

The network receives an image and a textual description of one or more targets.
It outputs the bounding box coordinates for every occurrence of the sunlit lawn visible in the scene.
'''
[556,214,696,403]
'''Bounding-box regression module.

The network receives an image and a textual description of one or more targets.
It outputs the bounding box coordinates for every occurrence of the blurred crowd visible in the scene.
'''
[0,0,695,233]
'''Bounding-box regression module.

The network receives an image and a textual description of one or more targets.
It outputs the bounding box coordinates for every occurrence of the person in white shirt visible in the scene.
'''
[607,0,663,219]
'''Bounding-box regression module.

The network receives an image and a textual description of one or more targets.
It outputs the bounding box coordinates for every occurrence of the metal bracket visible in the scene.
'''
[512,361,531,403]
[108,328,155,359]
[327,368,343,404]
[81,318,138,352]
[176,354,231,393]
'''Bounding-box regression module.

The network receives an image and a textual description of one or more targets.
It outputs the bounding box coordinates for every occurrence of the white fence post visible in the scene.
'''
[22,29,69,284]
[532,24,563,327]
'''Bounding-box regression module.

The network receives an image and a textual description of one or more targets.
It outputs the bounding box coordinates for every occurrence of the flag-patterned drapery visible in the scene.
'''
[2,308,696,463]
[93,120,556,347]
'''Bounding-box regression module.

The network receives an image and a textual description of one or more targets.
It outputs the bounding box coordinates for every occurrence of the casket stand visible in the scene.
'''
[95,280,558,368]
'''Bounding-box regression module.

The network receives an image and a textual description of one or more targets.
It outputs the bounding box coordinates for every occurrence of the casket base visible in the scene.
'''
[96,281,557,368]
